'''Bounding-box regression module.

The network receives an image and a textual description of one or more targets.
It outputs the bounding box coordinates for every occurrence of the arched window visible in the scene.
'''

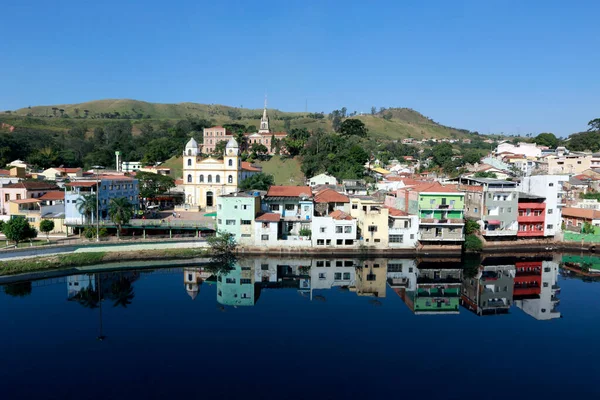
[199,175,204,183]
[228,175,233,184]
[187,150,191,156]
[216,175,220,183]
[210,139,213,144]
[228,159,233,167]
[187,159,192,166]
[208,175,212,183]
[187,174,192,183]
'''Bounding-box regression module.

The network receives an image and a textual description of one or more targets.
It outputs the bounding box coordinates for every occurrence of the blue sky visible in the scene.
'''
[1,0,598,136]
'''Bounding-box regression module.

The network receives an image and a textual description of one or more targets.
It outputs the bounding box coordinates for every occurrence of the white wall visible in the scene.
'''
[311,216,357,247]
[254,220,279,246]
[388,215,419,247]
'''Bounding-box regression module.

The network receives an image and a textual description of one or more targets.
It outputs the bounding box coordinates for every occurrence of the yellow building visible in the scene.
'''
[352,258,387,298]
[183,137,241,211]
[544,153,592,175]
[346,197,389,247]
[9,195,67,234]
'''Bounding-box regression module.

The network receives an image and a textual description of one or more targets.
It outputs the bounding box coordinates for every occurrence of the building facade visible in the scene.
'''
[216,192,261,244]
[519,175,568,237]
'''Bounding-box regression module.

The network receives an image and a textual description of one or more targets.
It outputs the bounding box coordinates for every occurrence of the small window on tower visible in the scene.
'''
[229,159,233,167]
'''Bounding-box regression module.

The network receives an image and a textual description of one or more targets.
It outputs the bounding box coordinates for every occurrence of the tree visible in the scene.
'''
[207,230,237,268]
[582,222,596,234]
[108,198,134,239]
[533,132,559,148]
[340,107,347,118]
[568,130,600,152]
[136,171,175,205]
[339,119,368,137]
[110,276,135,308]
[251,143,269,160]
[371,106,376,115]
[464,219,480,235]
[383,112,393,121]
[284,128,310,157]
[588,118,600,132]
[431,143,454,169]
[39,219,55,242]
[474,171,498,179]
[239,173,275,191]
[212,140,228,158]
[463,150,482,165]
[77,194,97,225]
[3,282,32,297]
[464,234,483,252]
[2,217,37,246]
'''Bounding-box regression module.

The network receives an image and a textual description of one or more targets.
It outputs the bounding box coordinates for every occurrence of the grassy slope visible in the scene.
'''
[255,156,304,186]
[10,100,471,141]
[161,156,184,179]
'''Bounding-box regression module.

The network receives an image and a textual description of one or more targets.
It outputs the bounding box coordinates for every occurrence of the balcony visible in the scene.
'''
[420,218,464,225]
[484,229,518,236]
[518,215,545,223]
[517,230,545,237]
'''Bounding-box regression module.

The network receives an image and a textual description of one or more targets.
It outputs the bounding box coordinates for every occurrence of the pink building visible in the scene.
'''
[0,181,59,215]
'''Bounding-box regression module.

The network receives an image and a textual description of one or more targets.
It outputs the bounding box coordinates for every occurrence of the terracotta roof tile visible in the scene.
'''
[11,198,41,204]
[256,213,281,222]
[66,181,98,187]
[329,210,353,220]
[266,186,312,198]
[2,181,58,190]
[39,191,65,201]
[562,207,600,220]
[55,167,82,173]
[386,207,409,217]
[0,169,10,176]
[314,188,349,203]
[241,162,262,172]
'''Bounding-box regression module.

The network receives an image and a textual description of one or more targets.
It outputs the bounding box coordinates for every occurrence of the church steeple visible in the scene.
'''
[259,96,270,133]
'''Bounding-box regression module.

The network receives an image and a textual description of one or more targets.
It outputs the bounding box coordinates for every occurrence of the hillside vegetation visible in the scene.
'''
[8,99,471,141]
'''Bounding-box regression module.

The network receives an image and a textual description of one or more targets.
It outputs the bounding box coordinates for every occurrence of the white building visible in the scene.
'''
[308,173,338,187]
[515,261,561,320]
[495,142,542,158]
[121,161,143,173]
[387,208,419,248]
[311,261,356,294]
[311,210,357,248]
[387,259,418,291]
[519,175,568,237]
[254,212,280,246]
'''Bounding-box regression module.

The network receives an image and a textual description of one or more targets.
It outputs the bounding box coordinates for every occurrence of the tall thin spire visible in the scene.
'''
[259,94,270,134]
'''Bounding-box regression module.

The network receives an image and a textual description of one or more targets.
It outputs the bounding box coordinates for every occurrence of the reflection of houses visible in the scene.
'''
[461,259,515,316]
[351,259,387,298]
[514,261,561,320]
[67,274,96,299]
[393,260,462,314]
[387,259,417,293]
[217,264,259,306]
[184,267,212,300]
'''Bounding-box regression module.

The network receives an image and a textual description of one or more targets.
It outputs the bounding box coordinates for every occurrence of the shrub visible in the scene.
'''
[299,228,312,237]
[464,219,480,235]
[464,234,483,252]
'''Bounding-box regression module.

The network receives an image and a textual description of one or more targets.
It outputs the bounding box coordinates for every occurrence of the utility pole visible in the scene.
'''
[96,173,100,242]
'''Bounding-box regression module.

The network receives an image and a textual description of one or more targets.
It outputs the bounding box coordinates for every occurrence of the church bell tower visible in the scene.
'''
[258,96,270,134]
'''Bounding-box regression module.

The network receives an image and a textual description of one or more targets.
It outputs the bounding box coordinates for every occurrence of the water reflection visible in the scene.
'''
[0,255,581,321]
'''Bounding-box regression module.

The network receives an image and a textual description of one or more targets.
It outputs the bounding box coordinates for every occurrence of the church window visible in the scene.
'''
[208,175,212,183]
[210,139,213,144]
[187,150,191,156]
[228,175,233,184]
[216,175,220,183]
[199,175,204,183]
[187,174,192,183]
[228,159,233,167]
[187,159,191,166]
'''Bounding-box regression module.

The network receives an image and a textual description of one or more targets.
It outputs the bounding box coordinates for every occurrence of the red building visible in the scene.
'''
[513,261,542,298]
[517,193,546,237]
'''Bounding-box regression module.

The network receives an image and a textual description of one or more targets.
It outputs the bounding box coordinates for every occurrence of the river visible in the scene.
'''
[1,254,599,399]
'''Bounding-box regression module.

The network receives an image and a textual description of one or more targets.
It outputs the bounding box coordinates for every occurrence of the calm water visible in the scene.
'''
[1,255,600,399]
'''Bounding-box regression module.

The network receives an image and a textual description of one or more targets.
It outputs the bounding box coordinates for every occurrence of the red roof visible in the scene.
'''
[256,213,281,222]
[54,167,81,173]
[241,162,262,172]
[175,179,183,185]
[266,186,312,198]
[0,169,9,176]
[314,188,349,204]
[329,210,353,220]
[562,207,600,220]
[407,182,460,194]
[11,198,41,204]
[39,191,65,201]
[2,181,58,190]
[66,181,97,187]
[574,174,599,181]
[458,184,484,193]
[386,207,409,217]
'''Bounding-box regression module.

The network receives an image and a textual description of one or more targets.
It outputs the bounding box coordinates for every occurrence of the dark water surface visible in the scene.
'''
[1,255,599,399]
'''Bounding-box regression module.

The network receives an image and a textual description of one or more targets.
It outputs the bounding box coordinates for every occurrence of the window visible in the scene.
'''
[240,279,252,285]
[319,273,326,279]
[243,205,247,210]
[304,206,309,211]
[352,204,357,209]
[270,204,280,211]
[4,194,9,201]
[325,261,331,267]
[115,185,120,190]
[344,261,353,267]
[500,207,504,213]
[336,261,343,267]
[109,185,113,190]
[374,239,380,242]
[241,234,251,237]
[262,222,269,229]
[226,278,236,284]
[207,175,212,183]
[336,226,343,234]
[390,235,404,243]
[334,273,342,280]
[285,204,295,210]
[317,239,325,245]
[320,227,326,233]
[241,220,251,225]
[344,226,352,233]
[261,264,269,270]
[474,207,478,213]
[410,234,415,239]
[368,225,377,232]
[187,159,192,166]
[218,204,222,210]
[187,174,192,183]
[326,239,331,245]
[409,267,413,273]
[316,261,324,267]
[102,185,106,190]
[366,273,376,281]
[216,175,220,183]
[547,224,553,229]
[218,219,222,224]
[343,272,351,280]
[261,235,269,241]
[508,207,512,213]
[228,175,233,184]
[548,209,553,214]
[549,183,554,187]
[337,239,343,245]
[228,159,233,166]
[226,219,236,225]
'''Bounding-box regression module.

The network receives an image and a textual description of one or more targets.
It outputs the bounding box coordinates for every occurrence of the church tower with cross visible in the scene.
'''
[258,96,270,134]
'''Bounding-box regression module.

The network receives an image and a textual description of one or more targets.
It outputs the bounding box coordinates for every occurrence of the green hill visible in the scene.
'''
[10,99,472,141]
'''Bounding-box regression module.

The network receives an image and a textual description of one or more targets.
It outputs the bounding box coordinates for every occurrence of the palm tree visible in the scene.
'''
[110,276,135,308]
[76,194,97,225]
[75,286,100,309]
[108,197,134,239]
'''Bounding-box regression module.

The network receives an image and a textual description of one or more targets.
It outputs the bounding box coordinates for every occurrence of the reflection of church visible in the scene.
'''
[182,137,241,210]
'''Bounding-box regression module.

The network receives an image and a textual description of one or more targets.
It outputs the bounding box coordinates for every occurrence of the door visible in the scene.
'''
[441,198,447,205]
[206,191,214,207]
